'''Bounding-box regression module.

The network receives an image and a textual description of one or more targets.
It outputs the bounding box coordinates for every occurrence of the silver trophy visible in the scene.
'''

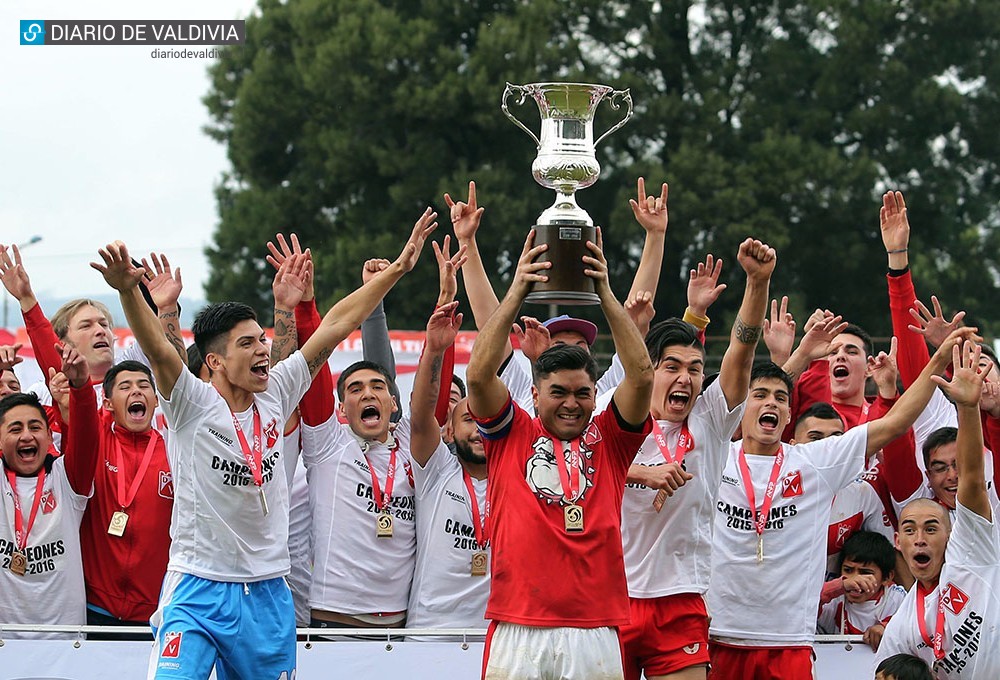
[502,82,633,304]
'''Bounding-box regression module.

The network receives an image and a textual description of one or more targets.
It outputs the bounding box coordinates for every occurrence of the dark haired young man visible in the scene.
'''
[875,341,1000,678]
[876,654,934,680]
[93,214,433,680]
[707,328,977,680]
[71,360,172,630]
[0,349,97,637]
[618,237,776,680]
[467,230,654,679]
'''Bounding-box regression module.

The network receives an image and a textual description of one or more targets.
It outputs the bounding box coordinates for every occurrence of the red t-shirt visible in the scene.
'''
[472,395,651,628]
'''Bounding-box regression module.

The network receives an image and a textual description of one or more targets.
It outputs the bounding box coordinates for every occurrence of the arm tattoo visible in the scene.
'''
[307,347,333,376]
[159,310,187,362]
[270,309,297,365]
[734,314,763,345]
[429,355,442,387]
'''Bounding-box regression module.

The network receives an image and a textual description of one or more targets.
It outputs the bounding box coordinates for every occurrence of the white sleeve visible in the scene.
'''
[118,338,151,368]
[808,425,868,494]
[816,598,839,635]
[596,353,624,397]
[859,482,895,542]
[913,388,957,455]
[268,352,312,421]
[157,365,213,431]
[697,380,745,443]
[411,441,455,500]
[301,416,351,468]
[873,610,915,670]
[948,501,1000,568]
[499,353,534,414]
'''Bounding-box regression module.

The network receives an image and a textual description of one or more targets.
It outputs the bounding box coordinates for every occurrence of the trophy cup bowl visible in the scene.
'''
[502,82,632,305]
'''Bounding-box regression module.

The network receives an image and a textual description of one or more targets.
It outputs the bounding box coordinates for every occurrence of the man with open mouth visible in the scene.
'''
[0,347,97,638]
[93,214,433,680]
[706,326,979,680]
[876,340,1000,679]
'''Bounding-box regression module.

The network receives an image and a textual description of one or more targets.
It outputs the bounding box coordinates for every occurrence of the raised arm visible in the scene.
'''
[264,235,310,366]
[718,238,776,409]
[300,207,436,376]
[410,301,463,465]
[59,345,100,496]
[467,231,549,418]
[92,242,185,398]
[763,296,795,367]
[0,244,64,386]
[934,341,992,520]
[626,177,668,303]
[589,230,653,426]
[141,252,189,365]
[867,327,982,456]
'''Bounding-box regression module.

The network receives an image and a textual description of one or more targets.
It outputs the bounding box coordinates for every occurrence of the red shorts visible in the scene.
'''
[708,643,813,680]
[620,593,711,680]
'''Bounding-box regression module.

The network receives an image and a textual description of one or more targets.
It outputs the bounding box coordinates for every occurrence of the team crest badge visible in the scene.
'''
[263,418,280,448]
[781,470,803,498]
[161,631,182,658]
[941,583,969,616]
[40,490,57,514]
[158,471,174,499]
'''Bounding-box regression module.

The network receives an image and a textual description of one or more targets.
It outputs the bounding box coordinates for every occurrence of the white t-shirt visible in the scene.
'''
[876,502,1000,678]
[302,416,417,615]
[0,457,89,638]
[817,584,907,635]
[407,446,490,633]
[826,475,895,580]
[708,426,868,646]
[284,427,313,627]
[158,351,310,581]
[622,380,744,597]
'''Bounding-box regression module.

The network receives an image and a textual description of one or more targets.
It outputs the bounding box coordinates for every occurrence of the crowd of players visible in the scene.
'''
[0,181,997,680]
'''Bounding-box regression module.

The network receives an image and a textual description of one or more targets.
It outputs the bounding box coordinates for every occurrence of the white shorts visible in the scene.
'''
[484,621,624,680]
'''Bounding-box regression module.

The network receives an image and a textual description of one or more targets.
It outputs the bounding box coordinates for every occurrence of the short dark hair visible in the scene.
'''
[533,344,598,385]
[451,374,467,398]
[842,323,873,358]
[102,360,155,395]
[192,302,258,359]
[336,360,396,401]
[980,343,998,369]
[749,361,793,394]
[875,653,933,680]
[187,343,205,377]
[838,530,895,579]
[0,392,48,427]
[644,318,704,366]
[922,426,957,467]
[795,401,843,429]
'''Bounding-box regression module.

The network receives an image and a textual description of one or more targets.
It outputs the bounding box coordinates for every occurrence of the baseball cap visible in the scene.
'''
[542,315,598,346]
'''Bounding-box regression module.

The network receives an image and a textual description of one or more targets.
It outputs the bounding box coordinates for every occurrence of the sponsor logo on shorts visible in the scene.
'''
[161,631,182,658]
[683,643,701,655]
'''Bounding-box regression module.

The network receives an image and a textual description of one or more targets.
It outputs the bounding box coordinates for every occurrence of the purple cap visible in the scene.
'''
[542,315,598,346]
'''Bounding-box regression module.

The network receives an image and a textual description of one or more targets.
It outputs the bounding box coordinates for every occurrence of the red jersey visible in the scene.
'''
[74,395,172,622]
[472,395,651,628]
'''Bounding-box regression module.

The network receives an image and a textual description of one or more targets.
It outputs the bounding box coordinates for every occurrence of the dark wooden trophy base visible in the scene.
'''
[525,223,600,306]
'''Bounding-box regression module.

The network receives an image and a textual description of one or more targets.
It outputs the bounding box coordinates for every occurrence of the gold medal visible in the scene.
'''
[9,550,27,576]
[258,488,269,516]
[376,510,394,538]
[108,510,129,537]
[471,551,488,577]
[756,535,764,563]
[564,504,584,533]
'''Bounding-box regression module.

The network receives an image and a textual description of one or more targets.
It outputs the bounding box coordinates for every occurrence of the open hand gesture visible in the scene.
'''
[686,254,726,318]
[141,252,183,311]
[395,208,438,273]
[513,316,551,364]
[796,313,848,363]
[628,177,669,235]
[267,233,314,302]
[91,241,145,292]
[763,296,795,366]
[908,295,965,350]
[425,300,463,353]
[0,243,35,302]
[880,191,910,254]
[932,339,992,408]
[625,290,655,337]
[272,252,310,310]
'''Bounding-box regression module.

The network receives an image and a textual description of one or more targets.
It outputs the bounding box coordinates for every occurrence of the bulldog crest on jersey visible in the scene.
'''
[525,435,595,505]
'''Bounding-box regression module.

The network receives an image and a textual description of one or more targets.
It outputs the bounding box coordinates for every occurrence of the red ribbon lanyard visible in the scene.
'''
[651,419,694,466]
[365,442,398,512]
[5,468,46,550]
[462,469,488,549]
[112,430,160,511]
[736,445,785,539]
[230,403,264,489]
[554,436,582,503]
[916,582,947,660]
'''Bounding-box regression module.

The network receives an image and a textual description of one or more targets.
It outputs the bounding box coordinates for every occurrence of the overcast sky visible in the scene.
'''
[2,0,258,300]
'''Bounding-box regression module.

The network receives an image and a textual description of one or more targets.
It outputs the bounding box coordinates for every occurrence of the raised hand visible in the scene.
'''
[432,236,468,306]
[425,300,463,354]
[59,342,89,389]
[932,339,992,408]
[0,243,36,303]
[880,191,910,255]
[796,313,849,363]
[736,238,777,282]
[46,367,70,417]
[582,227,610,294]
[627,177,669,235]
[686,254,726,318]
[0,344,23,372]
[513,316,552,364]
[907,295,966,349]
[444,181,485,243]
[802,308,833,335]
[763,296,795,366]
[394,207,438,273]
[91,241,145,292]
[511,230,550,295]
[868,337,900,399]
[980,380,1000,419]
[141,252,183,311]
[361,259,390,285]
[625,290,656,337]
[267,233,314,302]
[272,252,310,310]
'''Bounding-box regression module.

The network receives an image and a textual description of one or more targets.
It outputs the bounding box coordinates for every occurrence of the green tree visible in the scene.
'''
[205,0,1000,341]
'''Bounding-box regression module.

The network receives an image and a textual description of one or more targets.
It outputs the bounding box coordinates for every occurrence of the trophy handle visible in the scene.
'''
[594,88,634,147]
[501,82,541,148]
